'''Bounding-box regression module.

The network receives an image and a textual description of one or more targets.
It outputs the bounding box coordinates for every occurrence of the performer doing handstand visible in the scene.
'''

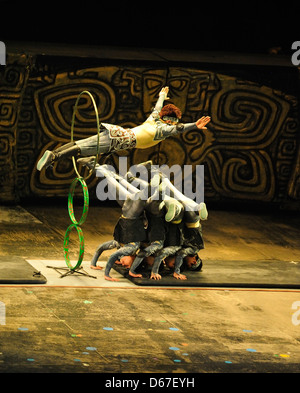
[88,164,183,281]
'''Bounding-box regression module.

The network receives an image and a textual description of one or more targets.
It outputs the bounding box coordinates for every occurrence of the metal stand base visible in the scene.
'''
[47,265,97,279]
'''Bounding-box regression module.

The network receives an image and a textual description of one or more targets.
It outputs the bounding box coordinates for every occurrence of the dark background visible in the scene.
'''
[1,0,299,209]
[0,0,298,55]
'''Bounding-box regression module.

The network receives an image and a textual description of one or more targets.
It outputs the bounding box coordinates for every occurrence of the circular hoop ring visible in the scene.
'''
[70,90,100,180]
[68,177,89,226]
[63,224,85,270]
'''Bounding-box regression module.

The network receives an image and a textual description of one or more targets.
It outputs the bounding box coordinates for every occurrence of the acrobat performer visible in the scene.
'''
[37,87,211,171]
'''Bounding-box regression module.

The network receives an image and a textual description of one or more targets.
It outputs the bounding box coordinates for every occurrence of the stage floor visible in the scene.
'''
[0,202,300,373]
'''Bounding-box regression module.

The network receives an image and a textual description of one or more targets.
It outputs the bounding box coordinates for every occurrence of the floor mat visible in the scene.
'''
[113,259,300,288]
[0,256,47,284]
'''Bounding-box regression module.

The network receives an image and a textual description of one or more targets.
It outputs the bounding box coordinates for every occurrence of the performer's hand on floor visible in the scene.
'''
[90,265,103,270]
[104,275,120,282]
[150,272,162,280]
[173,272,187,280]
[129,271,143,278]
[196,116,211,130]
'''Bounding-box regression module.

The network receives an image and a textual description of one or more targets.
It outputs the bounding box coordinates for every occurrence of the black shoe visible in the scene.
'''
[37,150,55,171]
[77,156,96,169]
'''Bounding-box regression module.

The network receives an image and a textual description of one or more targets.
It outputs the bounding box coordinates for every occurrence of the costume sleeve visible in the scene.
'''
[174,255,184,274]
[154,122,198,141]
[90,240,119,267]
[147,92,167,121]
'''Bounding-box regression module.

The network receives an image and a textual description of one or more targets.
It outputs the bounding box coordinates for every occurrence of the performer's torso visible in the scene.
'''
[133,118,161,149]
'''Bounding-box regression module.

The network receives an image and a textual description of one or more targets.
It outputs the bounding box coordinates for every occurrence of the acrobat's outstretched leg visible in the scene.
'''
[37,128,112,171]
[37,142,81,171]
[159,176,208,220]
[96,165,137,206]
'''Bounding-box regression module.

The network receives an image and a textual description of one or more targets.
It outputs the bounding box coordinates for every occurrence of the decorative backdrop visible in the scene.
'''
[0,51,299,209]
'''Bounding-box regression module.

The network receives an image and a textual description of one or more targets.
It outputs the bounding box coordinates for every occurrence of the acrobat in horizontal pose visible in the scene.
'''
[37,86,210,171]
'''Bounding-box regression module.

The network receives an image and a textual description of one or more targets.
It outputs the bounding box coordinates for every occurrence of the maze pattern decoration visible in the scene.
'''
[1,58,299,206]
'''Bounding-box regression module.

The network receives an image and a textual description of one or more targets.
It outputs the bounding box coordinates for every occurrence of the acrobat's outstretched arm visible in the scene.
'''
[148,87,170,121]
[150,245,181,280]
[154,116,211,141]
[195,116,211,130]
[90,240,120,270]
[104,242,140,281]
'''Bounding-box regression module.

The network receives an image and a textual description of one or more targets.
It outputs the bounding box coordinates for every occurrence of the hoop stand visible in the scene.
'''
[47,265,97,279]
[58,90,101,279]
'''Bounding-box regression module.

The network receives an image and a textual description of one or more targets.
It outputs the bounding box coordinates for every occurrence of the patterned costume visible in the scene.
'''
[37,89,201,171]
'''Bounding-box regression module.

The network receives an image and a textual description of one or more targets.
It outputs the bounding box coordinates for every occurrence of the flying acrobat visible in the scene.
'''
[37,87,210,171]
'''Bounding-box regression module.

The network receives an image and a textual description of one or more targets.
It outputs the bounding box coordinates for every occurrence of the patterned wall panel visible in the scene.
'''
[0,53,31,202]
[1,54,299,208]
[133,69,298,205]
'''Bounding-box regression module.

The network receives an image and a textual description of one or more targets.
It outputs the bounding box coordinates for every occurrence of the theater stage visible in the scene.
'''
[0,202,300,373]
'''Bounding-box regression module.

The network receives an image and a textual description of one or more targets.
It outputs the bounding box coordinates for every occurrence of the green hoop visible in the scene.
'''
[63,223,85,271]
[63,90,99,272]
[70,90,100,180]
[68,177,89,226]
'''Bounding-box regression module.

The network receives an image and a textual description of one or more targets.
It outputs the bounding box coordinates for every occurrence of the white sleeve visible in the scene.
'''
[154,122,198,141]
[146,93,166,121]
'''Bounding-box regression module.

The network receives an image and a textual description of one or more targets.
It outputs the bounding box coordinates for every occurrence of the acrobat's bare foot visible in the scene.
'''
[129,271,142,278]
[90,265,103,270]
[150,273,162,280]
[104,275,120,282]
[173,272,187,280]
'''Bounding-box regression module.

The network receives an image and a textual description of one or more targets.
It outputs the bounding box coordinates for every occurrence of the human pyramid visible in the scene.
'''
[82,160,208,281]
[37,86,210,281]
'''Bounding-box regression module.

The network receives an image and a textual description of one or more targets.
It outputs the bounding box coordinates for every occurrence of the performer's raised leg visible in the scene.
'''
[37,130,111,171]
[159,176,208,220]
